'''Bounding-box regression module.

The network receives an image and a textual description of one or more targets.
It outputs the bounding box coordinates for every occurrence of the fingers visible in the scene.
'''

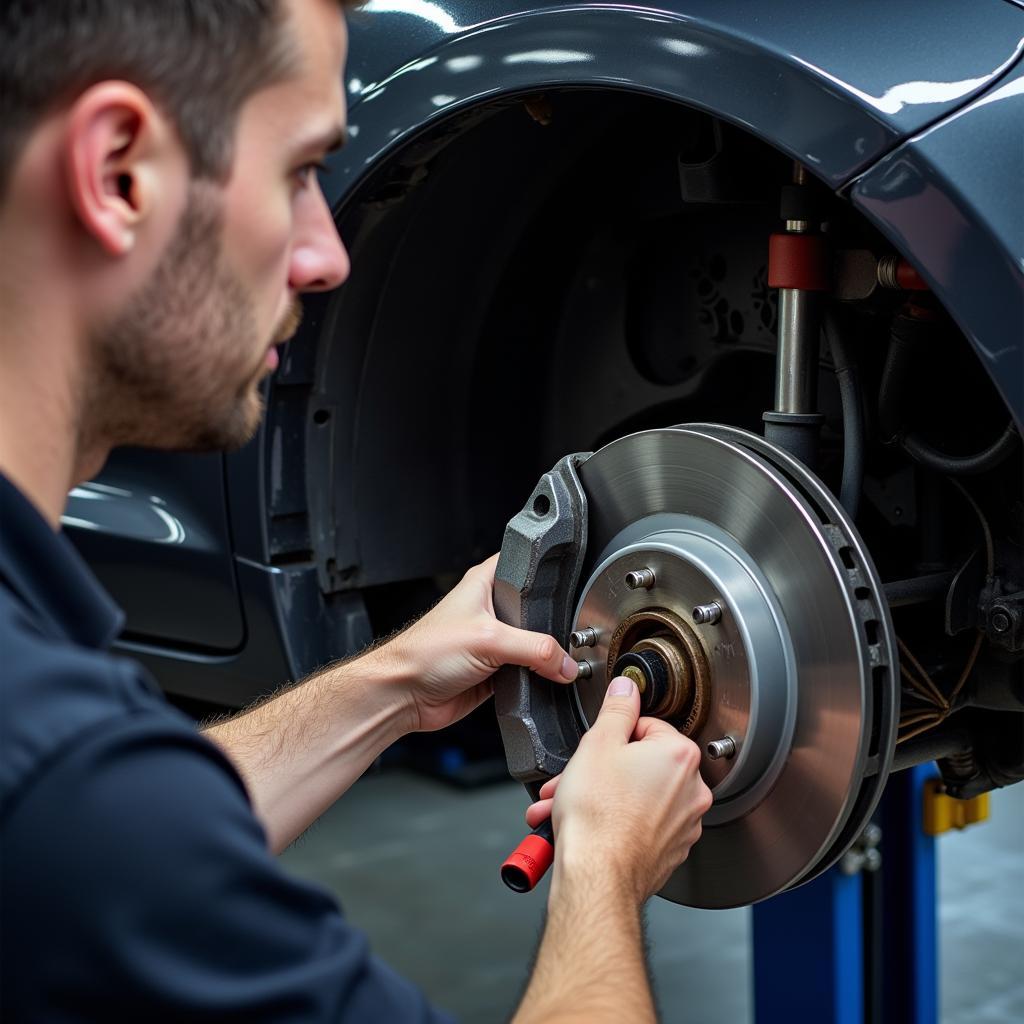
[473,553,500,582]
[492,622,578,683]
[526,798,554,829]
[632,715,687,742]
[525,774,561,828]
[588,677,641,742]
[538,774,561,800]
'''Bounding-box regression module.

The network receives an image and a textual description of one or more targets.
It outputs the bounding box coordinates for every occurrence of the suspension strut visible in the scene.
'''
[763,162,829,469]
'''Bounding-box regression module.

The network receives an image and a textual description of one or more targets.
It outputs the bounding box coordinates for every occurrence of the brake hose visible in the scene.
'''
[879,312,1021,476]
[902,421,1020,476]
[823,307,864,518]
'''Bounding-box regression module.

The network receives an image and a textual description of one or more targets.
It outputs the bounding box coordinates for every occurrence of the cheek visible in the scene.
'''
[222,178,295,311]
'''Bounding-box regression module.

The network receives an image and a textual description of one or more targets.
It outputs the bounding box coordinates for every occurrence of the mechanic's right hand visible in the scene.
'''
[526,676,713,905]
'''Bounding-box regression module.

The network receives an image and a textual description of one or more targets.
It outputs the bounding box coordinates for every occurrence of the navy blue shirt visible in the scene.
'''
[0,473,454,1022]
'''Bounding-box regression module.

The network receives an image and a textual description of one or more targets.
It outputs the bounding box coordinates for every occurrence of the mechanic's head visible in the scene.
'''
[0,0,351,462]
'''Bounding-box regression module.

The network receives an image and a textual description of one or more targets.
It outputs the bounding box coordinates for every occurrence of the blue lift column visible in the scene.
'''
[877,763,939,1024]
[752,763,938,1024]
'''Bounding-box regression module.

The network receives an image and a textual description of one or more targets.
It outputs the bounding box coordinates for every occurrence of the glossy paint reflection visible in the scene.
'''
[65,483,188,546]
[852,57,1024,425]
[337,1,1024,193]
[64,451,245,652]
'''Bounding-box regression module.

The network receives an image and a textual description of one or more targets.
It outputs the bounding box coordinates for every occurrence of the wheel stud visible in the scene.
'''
[624,567,656,590]
[692,601,723,625]
[569,627,598,649]
[707,736,737,760]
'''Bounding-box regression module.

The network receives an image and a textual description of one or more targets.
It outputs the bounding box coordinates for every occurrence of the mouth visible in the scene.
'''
[265,345,280,372]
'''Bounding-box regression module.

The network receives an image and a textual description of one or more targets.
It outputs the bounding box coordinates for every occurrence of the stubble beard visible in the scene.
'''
[87,183,295,456]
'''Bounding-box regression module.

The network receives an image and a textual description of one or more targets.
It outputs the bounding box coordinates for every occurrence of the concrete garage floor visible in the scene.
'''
[281,772,1024,1023]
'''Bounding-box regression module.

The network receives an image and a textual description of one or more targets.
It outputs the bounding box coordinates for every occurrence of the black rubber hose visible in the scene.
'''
[823,308,864,518]
[879,312,1021,476]
[878,312,928,443]
[902,421,1020,476]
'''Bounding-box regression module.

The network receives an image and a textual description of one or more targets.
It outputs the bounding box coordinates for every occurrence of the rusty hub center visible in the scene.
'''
[607,607,711,735]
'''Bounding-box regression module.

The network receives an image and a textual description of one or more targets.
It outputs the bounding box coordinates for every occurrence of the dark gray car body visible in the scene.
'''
[66,0,1024,706]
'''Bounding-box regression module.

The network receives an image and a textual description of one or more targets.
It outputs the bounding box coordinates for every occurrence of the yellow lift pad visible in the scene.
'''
[922,777,990,836]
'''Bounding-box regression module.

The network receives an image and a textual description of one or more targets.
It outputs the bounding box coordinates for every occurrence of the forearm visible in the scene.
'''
[513,852,656,1024]
[204,646,416,853]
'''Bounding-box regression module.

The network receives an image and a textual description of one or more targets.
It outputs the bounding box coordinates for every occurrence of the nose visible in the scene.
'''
[289,183,350,293]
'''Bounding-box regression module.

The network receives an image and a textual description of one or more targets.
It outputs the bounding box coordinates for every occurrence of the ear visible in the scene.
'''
[63,81,183,257]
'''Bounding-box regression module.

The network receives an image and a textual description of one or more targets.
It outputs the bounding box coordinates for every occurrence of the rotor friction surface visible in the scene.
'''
[575,427,880,908]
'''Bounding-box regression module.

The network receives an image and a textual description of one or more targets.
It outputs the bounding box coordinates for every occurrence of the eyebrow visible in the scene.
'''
[294,124,348,160]
[324,126,349,153]
[317,126,349,154]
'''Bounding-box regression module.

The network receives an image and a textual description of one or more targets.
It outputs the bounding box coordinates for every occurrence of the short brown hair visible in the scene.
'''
[0,1,305,198]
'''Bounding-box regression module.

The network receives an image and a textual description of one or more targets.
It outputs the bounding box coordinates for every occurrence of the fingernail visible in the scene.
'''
[608,676,633,696]
[561,654,579,681]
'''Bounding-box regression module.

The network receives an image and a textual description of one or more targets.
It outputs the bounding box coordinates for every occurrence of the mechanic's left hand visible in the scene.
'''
[385,554,578,733]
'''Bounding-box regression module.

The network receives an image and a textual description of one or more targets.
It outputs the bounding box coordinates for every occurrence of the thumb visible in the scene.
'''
[589,676,641,742]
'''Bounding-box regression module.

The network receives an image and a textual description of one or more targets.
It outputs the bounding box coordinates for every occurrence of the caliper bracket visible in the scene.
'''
[493,453,591,787]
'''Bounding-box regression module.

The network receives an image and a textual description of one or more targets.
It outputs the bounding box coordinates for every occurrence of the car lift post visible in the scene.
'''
[752,763,938,1023]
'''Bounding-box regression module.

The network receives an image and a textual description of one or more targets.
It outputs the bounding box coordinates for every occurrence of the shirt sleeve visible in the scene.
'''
[0,711,456,1024]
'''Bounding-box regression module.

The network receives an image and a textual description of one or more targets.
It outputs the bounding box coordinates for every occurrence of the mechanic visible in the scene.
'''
[0,2,712,1021]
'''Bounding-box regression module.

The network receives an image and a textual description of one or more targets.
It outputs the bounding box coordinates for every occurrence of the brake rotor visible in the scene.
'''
[564,424,897,908]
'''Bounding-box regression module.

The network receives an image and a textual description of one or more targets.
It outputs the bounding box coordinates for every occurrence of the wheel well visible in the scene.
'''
[269,86,1016,639]
[295,90,798,592]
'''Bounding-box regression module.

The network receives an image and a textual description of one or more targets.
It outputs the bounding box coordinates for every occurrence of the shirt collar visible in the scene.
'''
[0,472,125,649]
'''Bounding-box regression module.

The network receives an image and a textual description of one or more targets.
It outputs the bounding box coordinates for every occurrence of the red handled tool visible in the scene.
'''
[501,818,554,893]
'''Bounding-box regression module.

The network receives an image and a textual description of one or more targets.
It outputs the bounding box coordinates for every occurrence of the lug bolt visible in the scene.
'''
[569,627,598,649]
[575,660,593,680]
[624,567,656,591]
[692,602,723,625]
[706,736,737,761]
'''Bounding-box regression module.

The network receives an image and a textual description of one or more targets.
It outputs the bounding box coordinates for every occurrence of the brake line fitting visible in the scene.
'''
[763,162,829,468]
[834,251,929,300]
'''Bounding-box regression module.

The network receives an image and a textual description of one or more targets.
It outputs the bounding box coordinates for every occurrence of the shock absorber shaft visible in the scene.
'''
[775,287,819,414]
[763,162,829,469]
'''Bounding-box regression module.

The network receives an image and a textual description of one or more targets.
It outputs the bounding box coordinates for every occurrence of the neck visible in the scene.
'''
[0,301,106,529]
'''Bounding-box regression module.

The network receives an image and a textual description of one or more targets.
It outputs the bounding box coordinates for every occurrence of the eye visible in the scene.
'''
[294,162,328,188]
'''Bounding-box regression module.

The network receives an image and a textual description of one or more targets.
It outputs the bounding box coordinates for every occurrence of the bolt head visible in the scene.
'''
[839,851,863,876]
[990,608,1012,634]
[862,823,883,849]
